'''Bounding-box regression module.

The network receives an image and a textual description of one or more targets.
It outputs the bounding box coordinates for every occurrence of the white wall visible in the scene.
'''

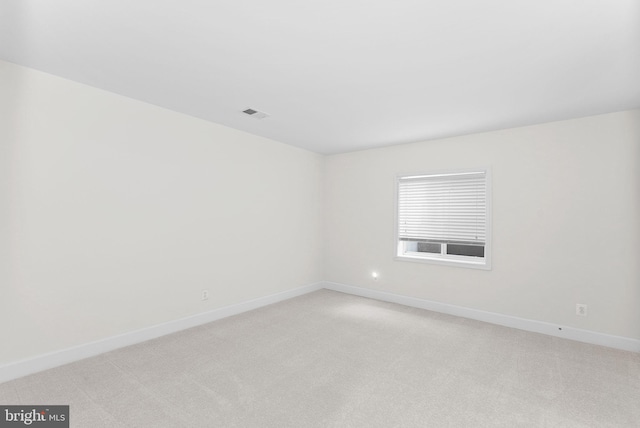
[0,61,323,365]
[324,110,640,340]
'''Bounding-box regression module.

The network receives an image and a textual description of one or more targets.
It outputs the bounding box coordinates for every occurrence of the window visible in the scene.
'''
[396,169,490,269]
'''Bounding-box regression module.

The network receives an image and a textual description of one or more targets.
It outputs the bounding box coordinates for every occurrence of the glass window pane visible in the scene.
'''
[417,242,441,254]
[447,244,484,258]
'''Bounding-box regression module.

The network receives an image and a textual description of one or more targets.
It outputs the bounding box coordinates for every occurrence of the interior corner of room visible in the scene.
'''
[1,60,639,385]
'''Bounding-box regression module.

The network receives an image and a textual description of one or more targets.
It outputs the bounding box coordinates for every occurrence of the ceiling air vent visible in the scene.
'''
[242,108,269,119]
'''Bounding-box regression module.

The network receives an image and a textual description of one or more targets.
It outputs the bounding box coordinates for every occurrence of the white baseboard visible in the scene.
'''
[3,280,637,384]
[0,282,323,384]
[322,281,640,353]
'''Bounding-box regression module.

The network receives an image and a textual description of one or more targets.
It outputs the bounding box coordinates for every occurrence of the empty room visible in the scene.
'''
[1,1,639,427]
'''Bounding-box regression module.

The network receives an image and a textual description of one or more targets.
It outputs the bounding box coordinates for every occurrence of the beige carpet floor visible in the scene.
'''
[0,289,638,427]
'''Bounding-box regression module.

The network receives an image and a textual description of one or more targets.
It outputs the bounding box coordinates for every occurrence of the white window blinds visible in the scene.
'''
[398,171,487,245]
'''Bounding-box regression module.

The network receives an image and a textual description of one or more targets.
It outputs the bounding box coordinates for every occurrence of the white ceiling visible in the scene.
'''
[1,1,639,154]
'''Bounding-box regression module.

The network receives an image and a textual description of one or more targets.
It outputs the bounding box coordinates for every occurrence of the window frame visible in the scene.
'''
[393,168,492,270]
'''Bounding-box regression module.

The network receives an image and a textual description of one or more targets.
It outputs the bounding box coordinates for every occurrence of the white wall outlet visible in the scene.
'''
[202,290,209,301]
[576,303,587,317]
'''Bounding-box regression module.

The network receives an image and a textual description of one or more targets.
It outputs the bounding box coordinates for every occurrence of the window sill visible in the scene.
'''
[395,254,491,270]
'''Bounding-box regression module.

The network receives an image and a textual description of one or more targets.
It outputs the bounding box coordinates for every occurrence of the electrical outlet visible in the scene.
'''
[202,290,209,301]
[576,303,587,317]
